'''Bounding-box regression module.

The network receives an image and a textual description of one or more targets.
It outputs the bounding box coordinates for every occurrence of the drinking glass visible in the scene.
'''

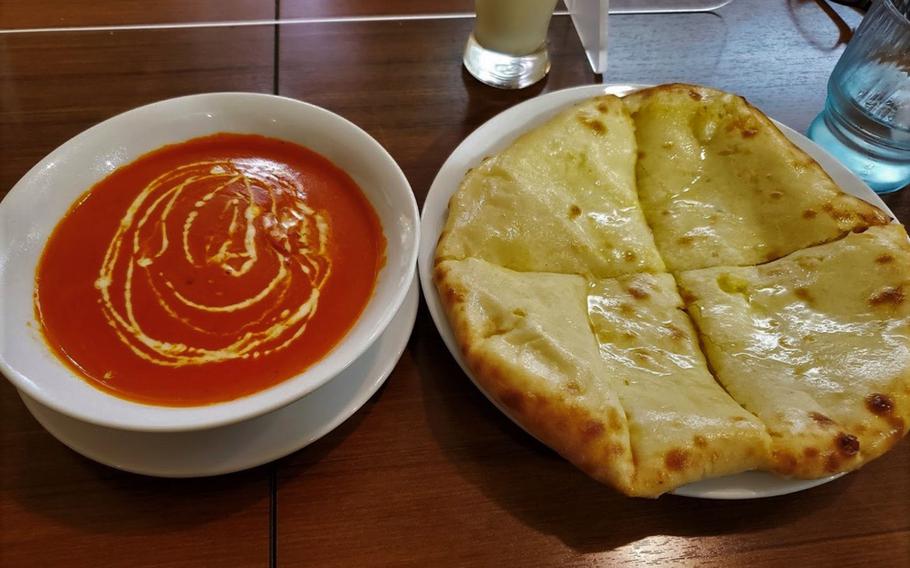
[807,0,910,194]
[463,0,560,89]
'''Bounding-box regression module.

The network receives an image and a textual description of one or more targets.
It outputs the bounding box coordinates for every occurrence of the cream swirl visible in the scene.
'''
[95,158,332,367]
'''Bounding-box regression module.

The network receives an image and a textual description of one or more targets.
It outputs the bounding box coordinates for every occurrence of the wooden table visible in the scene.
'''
[2,1,908,566]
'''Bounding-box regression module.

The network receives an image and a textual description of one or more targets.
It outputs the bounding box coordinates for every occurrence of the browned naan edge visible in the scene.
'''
[677,231,910,478]
[434,261,776,497]
[432,261,644,495]
[430,84,904,494]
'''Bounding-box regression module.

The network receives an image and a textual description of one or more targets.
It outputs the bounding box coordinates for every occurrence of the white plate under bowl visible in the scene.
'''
[0,92,419,433]
[17,277,417,478]
[417,84,893,499]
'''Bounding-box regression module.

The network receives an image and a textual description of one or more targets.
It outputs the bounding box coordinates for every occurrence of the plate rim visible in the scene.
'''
[417,83,893,499]
[17,276,419,478]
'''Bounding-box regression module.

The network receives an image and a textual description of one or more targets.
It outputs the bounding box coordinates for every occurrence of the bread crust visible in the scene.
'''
[624,83,890,271]
[429,85,908,497]
[679,225,910,478]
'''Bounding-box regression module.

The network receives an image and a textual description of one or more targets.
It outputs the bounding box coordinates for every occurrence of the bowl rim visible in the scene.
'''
[0,92,419,432]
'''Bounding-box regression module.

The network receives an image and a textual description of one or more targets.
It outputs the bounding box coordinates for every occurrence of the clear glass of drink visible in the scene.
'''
[463,0,560,89]
[808,0,910,194]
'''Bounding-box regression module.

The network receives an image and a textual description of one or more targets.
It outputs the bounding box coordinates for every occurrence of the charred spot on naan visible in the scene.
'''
[821,202,855,224]
[664,448,690,471]
[868,286,905,308]
[627,285,650,300]
[433,264,466,305]
[866,393,895,415]
[863,392,907,442]
[794,287,814,303]
[577,112,608,135]
[836,432,860,456]
[772,450,799,475]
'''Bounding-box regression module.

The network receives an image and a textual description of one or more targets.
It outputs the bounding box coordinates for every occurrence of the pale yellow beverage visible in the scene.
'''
[473,0,560,55]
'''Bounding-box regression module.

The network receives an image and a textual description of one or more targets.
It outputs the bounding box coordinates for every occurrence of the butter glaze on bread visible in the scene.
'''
[433,84,907,497]
[624,84,889,272]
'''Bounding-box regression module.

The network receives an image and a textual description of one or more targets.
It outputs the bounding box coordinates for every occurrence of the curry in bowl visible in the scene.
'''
[35,133,386,406]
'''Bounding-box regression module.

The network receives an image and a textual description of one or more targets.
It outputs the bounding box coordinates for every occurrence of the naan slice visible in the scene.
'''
[678,225,910,478]
[434,258,770,497]
[436,95,665,278]
[624,84,890,272]
[586,272,771,492]
[434,257,636,493]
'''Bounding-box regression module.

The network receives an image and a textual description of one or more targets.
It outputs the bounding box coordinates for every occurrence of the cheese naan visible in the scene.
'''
[624,84,890,272]
[678,225,910,478]
[431,83,909,496]
[436,95,664,278]
[434,258,770,497]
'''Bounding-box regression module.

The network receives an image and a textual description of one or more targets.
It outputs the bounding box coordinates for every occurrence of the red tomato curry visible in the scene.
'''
[35,133,386,406]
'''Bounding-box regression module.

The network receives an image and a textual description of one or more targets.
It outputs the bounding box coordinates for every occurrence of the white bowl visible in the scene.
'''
[0,93,419,432]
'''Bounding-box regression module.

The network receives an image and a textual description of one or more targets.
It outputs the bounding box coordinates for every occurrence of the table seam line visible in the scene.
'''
[0,13,482,35]
[270,464,278,568]
[273,0,280,97]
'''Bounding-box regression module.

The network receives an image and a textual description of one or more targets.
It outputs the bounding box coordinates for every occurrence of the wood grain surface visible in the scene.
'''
[280,0,475,19]
[0,26,274,195]
[0,375,273,567]
[1,1,909,567]
[0,0,474,30]
[0,0,272,29]
[0,24,276,568]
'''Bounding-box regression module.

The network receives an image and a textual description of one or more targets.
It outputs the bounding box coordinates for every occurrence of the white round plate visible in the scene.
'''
[17,278,417,478]
[418,84,893,499]
[0,92,419,432]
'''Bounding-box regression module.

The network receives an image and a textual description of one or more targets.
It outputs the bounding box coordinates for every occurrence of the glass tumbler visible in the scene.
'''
[463,0,560,89]
[808,0,910,194]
